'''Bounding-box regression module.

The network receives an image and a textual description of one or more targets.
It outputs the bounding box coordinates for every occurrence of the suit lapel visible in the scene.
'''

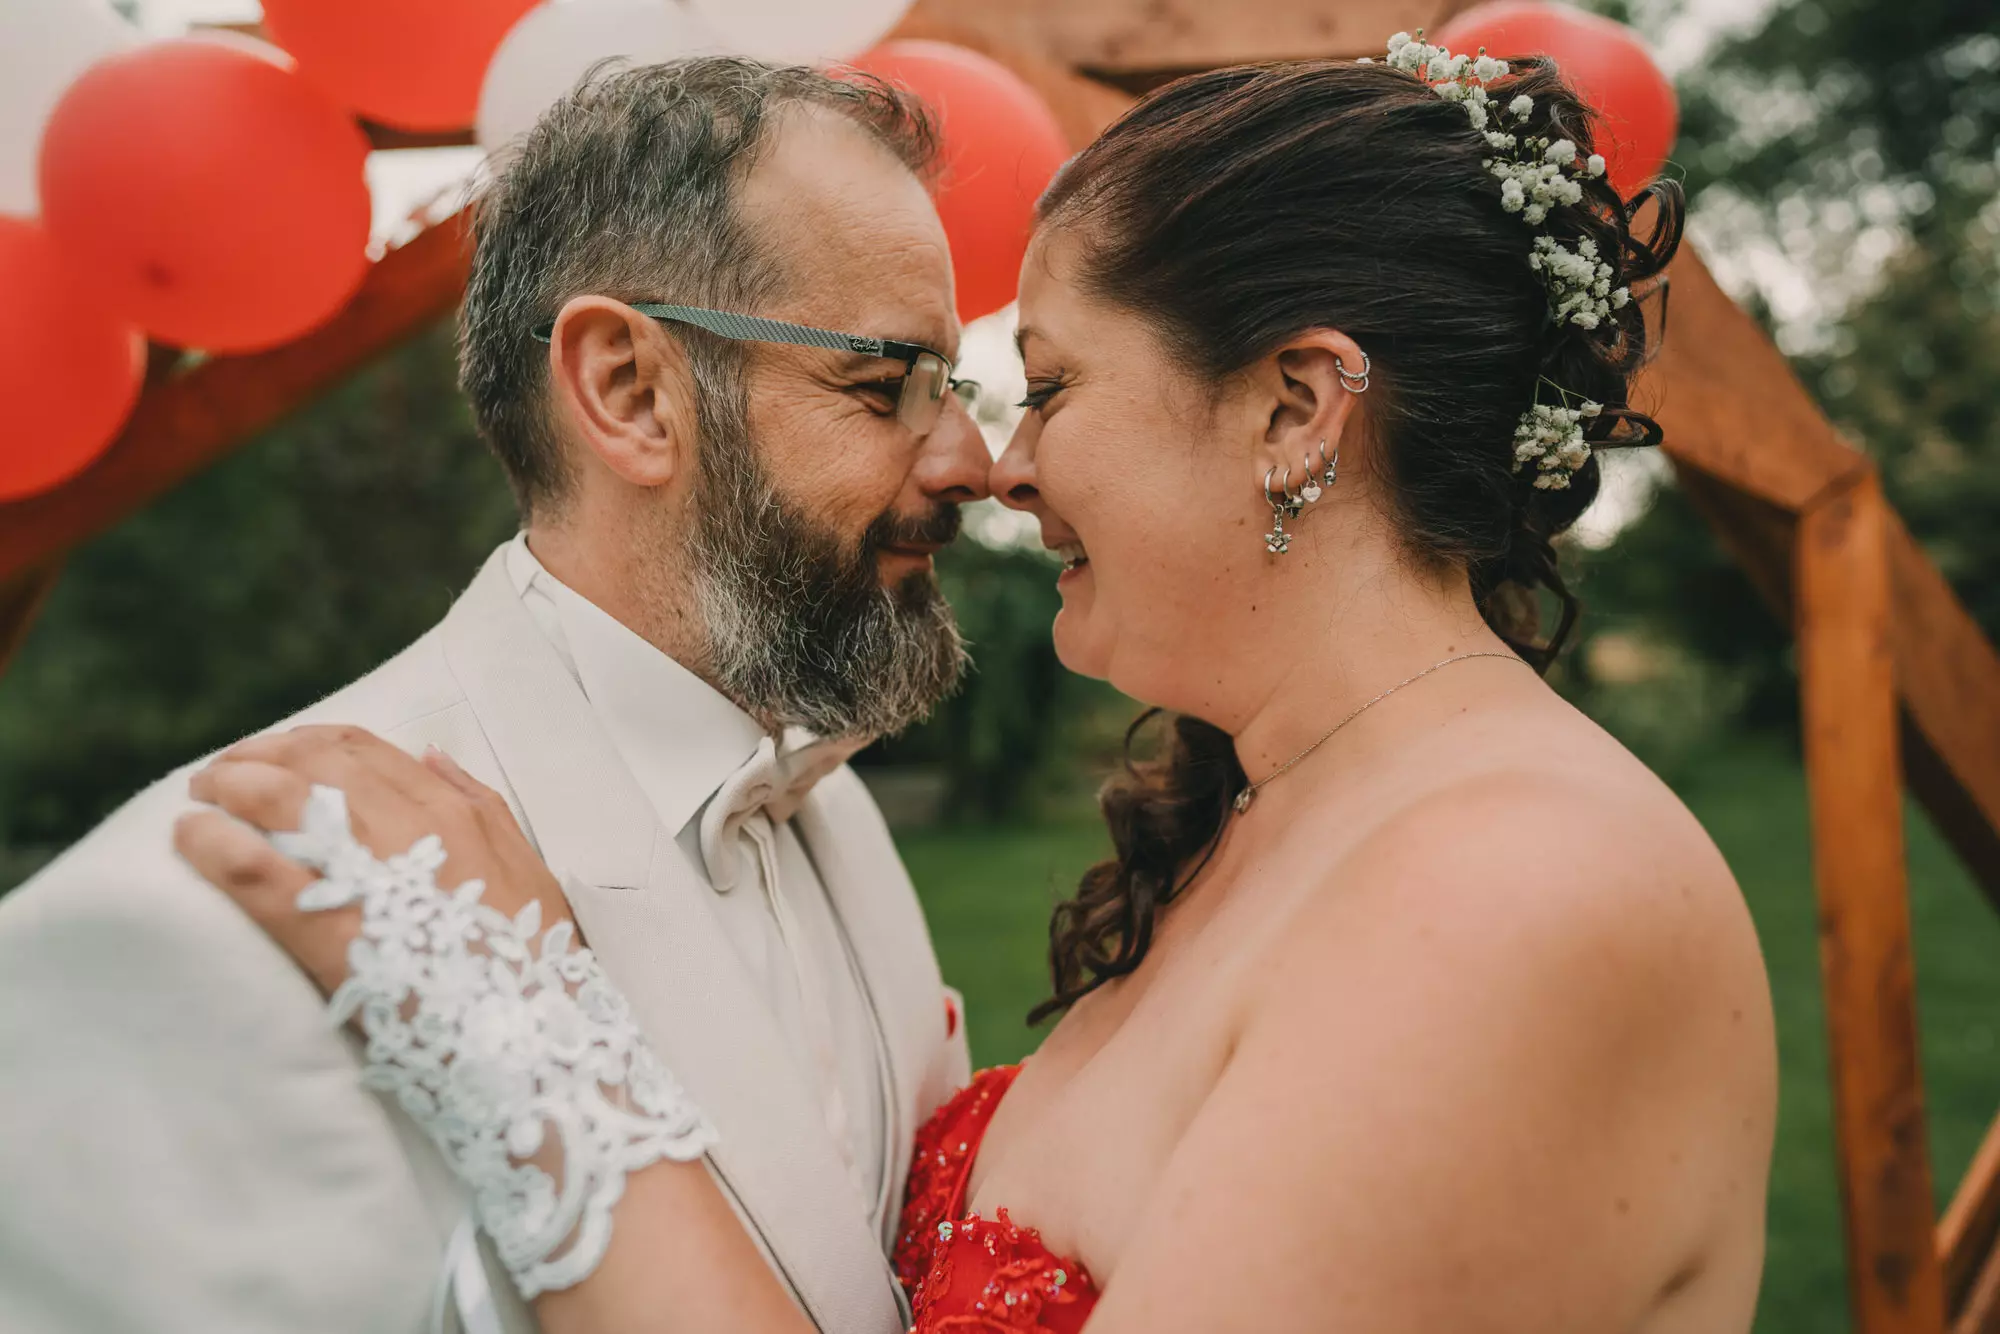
[792,771,949,1233]
[438,552,904,1333]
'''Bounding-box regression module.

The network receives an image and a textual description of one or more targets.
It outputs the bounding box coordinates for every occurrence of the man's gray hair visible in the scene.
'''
[457,58,939,516]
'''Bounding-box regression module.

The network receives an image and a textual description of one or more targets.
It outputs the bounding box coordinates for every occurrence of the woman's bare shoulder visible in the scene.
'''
[1259,712,1772,1101]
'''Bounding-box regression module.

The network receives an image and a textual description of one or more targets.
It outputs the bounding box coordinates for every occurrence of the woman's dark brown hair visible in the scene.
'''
[1028,57,1684,1022]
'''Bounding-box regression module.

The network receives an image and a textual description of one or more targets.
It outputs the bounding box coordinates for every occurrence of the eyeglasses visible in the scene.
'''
[530,302,981,437]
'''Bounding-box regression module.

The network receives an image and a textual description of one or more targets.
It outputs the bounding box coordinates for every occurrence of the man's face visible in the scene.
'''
[685,107,992,739]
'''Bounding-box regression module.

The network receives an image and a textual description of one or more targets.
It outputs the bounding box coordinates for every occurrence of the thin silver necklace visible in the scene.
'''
[1231,651,1524,813]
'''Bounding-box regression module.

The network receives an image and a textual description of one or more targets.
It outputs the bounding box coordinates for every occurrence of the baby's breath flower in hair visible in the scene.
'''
[1377,29,1632,489]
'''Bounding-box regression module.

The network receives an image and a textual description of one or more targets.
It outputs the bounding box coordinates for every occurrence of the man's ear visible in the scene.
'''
[545,295,699,490]
[1252,327,1368,488]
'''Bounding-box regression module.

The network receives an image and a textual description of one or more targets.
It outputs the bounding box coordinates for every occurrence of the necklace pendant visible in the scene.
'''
[1233,787,1256,814]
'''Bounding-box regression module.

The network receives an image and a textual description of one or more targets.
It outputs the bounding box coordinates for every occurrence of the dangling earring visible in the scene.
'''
[1264,466,1298,555]
[1300,446,1324,503]
[1309,438,1338,497]
[1336,351,1371,394]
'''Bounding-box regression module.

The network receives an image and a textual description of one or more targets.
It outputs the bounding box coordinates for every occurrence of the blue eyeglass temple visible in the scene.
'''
[533,302,928,366]
[528,302,979,414]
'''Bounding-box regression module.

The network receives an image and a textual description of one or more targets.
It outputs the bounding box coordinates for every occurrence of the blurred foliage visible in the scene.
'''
[1573,0,2000,752]
[0,327,519,864]
[864,539,1126,822]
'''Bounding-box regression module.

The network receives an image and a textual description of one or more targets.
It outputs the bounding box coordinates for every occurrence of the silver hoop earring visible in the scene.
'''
[1263,467,1296,555]
[1336,351,1371,394]
[1315,438,1338,494]
[1300,449,1323,503]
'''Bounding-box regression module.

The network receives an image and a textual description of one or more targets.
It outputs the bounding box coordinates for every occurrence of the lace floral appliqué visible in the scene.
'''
[274,785,717,1299]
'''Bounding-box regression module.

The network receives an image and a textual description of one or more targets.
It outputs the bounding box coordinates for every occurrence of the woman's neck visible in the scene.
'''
[1221,560,1512,788]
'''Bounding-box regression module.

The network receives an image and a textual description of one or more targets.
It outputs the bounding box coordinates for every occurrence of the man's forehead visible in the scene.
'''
[739,108,958,355]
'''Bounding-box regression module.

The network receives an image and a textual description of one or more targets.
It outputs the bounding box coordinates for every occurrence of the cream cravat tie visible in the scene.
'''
[697,732,868,1194]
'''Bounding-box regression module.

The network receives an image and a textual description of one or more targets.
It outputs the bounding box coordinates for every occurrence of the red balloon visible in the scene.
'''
[0,216,144,501]
[1434,2,1677,198]
[262,0,541,133]
[848,41,1072,324]
[38,36,372,354]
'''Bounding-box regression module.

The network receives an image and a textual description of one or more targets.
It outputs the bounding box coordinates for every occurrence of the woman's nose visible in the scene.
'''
[989,418,1041,513]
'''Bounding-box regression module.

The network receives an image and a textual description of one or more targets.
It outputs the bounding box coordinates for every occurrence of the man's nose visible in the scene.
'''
[911,397,992,504]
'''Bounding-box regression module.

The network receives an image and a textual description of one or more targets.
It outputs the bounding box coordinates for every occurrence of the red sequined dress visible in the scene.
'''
[894,1065,1099,1332]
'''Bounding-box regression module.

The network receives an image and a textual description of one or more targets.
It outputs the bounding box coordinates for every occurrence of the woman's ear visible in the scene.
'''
[1254,327,1368,484]
[545,296,700,491]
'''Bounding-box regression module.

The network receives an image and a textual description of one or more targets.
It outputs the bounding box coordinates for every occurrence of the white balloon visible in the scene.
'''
[477,0,727,154]
[0,0,139,216]
[686,0,912,64]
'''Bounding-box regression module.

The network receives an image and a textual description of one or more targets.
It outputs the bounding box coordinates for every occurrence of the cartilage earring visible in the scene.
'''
[1264,466,1295,555]
[1336,351,1371,394]
[1318,438,1339,492]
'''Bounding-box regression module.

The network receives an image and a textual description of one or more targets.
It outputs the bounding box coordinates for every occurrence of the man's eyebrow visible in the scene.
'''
[890,324,957,358]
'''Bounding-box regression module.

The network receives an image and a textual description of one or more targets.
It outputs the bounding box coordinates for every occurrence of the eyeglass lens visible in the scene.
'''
[896,351,950,436]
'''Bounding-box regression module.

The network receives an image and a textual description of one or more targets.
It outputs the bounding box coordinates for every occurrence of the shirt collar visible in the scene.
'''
[505,534,769,837]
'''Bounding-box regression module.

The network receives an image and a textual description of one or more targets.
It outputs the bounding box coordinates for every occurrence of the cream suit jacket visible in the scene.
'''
[0,546,971,1334]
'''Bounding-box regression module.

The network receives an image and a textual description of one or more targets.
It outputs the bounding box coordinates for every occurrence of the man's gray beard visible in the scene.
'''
[686,417,968,742]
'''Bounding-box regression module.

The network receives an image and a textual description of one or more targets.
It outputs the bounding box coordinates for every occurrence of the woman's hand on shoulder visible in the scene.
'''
[173,724,573,997]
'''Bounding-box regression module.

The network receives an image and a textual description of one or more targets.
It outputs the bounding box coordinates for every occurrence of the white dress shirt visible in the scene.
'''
[503,535,887,1210]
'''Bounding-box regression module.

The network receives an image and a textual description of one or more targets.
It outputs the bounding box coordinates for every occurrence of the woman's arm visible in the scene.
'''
[175,725,815,1334]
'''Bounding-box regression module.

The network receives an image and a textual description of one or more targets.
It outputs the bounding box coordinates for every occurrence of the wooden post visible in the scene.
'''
[1796,469,1948,1334]
[1943,1111,2000,1330]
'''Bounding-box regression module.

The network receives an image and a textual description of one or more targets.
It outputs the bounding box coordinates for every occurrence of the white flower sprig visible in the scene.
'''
[1382,29,1630,487]
[1513,400,1602,490]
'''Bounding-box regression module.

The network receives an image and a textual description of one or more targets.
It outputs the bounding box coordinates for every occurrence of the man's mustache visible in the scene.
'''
[866,503,962,552]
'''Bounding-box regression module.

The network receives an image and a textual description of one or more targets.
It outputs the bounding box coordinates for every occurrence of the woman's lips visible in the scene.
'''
[1055,540,1088,574]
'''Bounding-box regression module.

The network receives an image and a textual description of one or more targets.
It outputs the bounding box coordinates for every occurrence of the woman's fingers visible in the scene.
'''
[420,750,573,934]
[173,808,312,904]
[424,747,486,799]
[425,750,534,854]
[223,724,440,811]
[188,759,313,836]
[200,726,475,872]
[172,809,356,994]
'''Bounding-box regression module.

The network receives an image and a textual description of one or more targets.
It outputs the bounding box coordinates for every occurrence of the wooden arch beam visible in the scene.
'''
[0,213,471,654]
[1646,250,2000,917]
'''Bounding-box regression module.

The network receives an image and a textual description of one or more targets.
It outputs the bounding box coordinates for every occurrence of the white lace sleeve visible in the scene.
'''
[269,784,718,1300]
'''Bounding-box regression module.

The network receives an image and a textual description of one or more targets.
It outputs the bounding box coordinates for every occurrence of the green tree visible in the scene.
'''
[1577,0,2000,736]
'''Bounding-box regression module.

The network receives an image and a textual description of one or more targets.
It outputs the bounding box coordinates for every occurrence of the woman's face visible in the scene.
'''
[990,230,1285,706]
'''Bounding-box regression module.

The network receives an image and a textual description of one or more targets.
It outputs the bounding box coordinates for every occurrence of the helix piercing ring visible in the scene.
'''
[1335,351,1371,393]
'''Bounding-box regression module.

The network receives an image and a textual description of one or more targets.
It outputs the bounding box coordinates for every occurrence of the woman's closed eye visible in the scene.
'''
[1016,376,1069,413]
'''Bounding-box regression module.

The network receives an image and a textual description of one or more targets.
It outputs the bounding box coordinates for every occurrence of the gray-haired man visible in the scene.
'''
[0,59,989,1334]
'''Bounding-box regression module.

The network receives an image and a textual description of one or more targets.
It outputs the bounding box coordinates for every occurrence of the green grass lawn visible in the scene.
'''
[899,744,2000,1333]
